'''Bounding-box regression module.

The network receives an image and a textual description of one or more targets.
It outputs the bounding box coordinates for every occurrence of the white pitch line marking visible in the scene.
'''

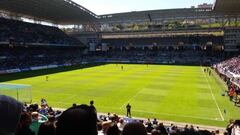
[120,89,144,109]
[99,106,223,121]
[131,109,223,121]
[201,67,224,121]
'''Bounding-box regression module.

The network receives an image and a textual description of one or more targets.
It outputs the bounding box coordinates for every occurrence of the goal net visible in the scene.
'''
[0,83,32,103]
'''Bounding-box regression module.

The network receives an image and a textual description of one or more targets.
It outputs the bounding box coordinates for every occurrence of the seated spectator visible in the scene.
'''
[56,104,98,135]
[38,121,55,135]
[117,118,125,131]
[215,129,220,135]
[0,95,22,135]
[102,121,112,134]
[152,118,158,125]
[232,120,240,135]
[189,125,196,135]
[122,122,147,135]
[29,103,39,112]
[156,123,167,135]
[48,107,55,116]
[146,122,154,133]
[151,129,161,135]
[16,112,34,135]
[106,123,120,135]
[47,115,56,123]
[39,105,48,116]
[227,119,235,135]
[198,130,212,135]
[30,112,48,135]
[72,103,77,107]
[41,98,47,105]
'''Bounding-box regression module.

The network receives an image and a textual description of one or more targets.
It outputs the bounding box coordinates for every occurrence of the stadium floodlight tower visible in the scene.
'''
[0,83,32,103]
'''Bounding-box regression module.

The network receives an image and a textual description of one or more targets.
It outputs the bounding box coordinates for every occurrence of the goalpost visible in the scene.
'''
[0,83,32,103]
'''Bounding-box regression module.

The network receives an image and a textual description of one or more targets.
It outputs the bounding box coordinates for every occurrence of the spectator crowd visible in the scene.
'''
[0,46,84,70]
[217,56,240,77]
[214,55,240,106]
[1,95,239,135]
[0,17,80,45]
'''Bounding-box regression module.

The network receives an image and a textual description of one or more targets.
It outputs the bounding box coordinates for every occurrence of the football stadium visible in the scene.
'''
[0,0,240,135]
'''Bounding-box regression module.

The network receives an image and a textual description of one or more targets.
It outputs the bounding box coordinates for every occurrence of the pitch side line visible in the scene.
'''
[201,67,224,121]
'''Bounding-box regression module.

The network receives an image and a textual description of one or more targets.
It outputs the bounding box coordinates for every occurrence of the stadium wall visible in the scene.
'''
[0,64,73,75]
[0,59,204,76]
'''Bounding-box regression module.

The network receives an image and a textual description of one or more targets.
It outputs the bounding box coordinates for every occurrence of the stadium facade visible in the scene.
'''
[0,0,239,53]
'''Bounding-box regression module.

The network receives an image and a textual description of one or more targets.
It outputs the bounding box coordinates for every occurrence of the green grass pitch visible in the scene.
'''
[2,64,240,127]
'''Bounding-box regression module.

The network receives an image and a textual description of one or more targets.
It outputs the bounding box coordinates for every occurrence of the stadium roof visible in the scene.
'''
[99,8,216,23]
[214,0,240,14]
[0,0,98,25]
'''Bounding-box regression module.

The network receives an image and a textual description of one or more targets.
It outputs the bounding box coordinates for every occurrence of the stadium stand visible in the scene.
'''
[0,17,81,46]
[0,46,84,71]
[101,36,223,47]
[217,56,240,76]
[86,49,220,65]
[0,17,85,72]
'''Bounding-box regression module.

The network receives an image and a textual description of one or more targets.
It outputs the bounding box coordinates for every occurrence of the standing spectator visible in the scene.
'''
[90,100,96,112]
[126,103,131,117]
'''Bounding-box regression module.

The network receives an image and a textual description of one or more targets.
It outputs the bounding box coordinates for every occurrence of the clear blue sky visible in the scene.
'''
[72,0,214,15]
